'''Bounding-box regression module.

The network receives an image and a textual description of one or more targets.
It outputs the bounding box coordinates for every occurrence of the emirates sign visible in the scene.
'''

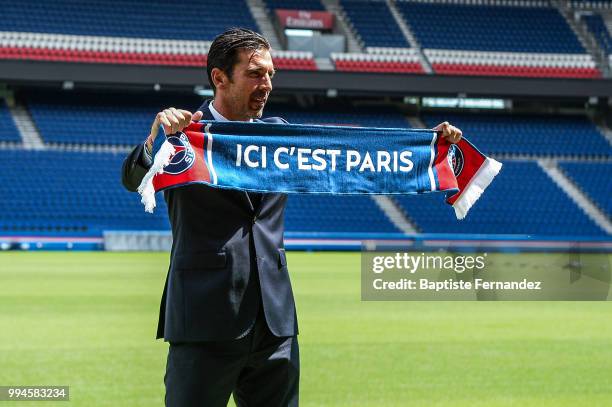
[275,9,335,30]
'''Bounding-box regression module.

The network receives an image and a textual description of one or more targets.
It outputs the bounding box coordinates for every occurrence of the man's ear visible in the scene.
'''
[211,67,227,91]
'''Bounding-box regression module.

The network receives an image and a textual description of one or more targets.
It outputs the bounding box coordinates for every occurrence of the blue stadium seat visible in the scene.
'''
[393,161,606,236]
[340,0,409,48]
[396,2,585,53]
[0,0,259,40]
[0,101,21,143]
[421,112,612,157]
[559,161,612,219]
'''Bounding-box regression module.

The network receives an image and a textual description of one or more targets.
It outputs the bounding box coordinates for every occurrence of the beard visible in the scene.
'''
[248,90,268,118]
[224,87,269,120]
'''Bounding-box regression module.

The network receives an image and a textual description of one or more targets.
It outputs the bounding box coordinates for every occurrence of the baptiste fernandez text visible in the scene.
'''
[373,278,542,291]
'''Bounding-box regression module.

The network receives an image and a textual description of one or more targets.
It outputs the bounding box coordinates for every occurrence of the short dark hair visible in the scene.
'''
[207,28,271,93]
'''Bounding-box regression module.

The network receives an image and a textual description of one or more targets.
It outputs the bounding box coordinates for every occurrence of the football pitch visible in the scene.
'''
[1,251,612,406]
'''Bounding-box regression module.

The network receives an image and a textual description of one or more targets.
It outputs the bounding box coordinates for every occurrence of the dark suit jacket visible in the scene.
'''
[121,101,298,342]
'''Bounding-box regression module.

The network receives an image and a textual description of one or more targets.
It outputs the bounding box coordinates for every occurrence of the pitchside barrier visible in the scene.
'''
[0,231,610,252]
[100,231,611,253]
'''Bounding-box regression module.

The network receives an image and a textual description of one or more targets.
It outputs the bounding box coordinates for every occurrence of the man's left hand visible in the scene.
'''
[434,121,463,144]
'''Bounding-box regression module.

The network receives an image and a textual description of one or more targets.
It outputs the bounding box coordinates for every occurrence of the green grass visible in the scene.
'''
[1,251,612,406]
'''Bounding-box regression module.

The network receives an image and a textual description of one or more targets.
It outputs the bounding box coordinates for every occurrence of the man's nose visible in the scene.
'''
[261,74,272,92]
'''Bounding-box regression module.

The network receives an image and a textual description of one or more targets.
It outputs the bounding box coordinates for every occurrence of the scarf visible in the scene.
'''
[138,120,502,220]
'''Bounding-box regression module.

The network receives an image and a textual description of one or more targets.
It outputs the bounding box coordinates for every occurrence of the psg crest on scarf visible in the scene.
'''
[163,133,195,175]
[447,144,464,177]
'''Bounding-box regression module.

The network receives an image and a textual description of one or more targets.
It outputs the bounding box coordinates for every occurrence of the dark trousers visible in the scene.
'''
[164,311,299,407]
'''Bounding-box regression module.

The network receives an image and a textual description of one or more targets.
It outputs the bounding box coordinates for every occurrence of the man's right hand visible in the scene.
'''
[145,108,203,152]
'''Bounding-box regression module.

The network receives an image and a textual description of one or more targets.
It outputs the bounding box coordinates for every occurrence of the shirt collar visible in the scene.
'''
[209,100,253,122]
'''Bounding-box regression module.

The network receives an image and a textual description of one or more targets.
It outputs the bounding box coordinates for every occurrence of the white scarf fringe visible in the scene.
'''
[453,157,503,220]
[137,140,176,213]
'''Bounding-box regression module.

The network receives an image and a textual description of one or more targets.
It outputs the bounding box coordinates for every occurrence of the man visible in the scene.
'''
[122,28,462,407]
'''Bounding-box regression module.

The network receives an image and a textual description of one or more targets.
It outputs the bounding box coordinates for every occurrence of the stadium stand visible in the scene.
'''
[397,2,585,53]
[0,0,610,242]
[285,195,400,233]
[1,97,405,236]
[397,1,601,78]
[0,0,606,77]
[393,161,607,236]
[583,13,612,54]
[420,112,612,157]
[1,95,610,238]
[5,92,608,238]
[559,161,612,219]
[25,92,200,146]
[0,150,169,235]
[339,0,409,48]
[24,94,413,147]
[0,100,21,143]
[0,0,259,40]
[0,32,316,70]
